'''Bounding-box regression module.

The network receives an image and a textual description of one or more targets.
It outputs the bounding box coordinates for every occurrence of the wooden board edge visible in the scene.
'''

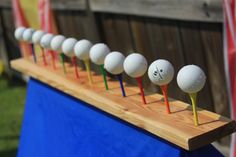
[188,120,236,150]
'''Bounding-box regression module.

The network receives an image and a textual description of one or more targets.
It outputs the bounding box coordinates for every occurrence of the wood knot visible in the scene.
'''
[203,1,210,17]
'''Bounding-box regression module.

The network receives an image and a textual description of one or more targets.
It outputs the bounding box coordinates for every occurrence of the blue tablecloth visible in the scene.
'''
[17,78,223,157]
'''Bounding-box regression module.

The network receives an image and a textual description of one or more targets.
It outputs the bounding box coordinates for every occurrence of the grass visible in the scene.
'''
[0,76,26,157]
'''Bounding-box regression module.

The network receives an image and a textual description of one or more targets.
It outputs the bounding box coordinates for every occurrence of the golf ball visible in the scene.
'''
[50,35,66,52]
[14,27,26,40]
[90,43,110,65]
[148,59,174,86]
[32,30,46,44]
[177,65,206,93]
[40,33,54,49]
[123,53,147,78]
[104,51,125,75]
[74,39,93,60]
[22,28,35,43]
[62,38,77,57]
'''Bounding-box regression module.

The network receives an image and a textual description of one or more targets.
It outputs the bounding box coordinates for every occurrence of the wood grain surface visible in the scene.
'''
[0,0,223,22]
[90,0,222,22]
[10,58,236,151]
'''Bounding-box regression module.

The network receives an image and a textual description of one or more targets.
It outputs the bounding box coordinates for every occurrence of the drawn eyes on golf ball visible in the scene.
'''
[148,59,174,86]
[152,68,164,79]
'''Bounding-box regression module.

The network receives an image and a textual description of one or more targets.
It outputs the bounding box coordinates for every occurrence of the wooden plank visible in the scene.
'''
[10,58,236,150]
[1,9,21,61]
[90,0,223,22]
[0,0,223,22]
[0,0,11,8]
[98,13,134,52]
[55,10,99,42]
[179,21,215,111]
[0,10,10,75]
[144,17,187,101]
[55,10,100,71]
[200,23,230,145]
[51,0,86,10]
[128,16,155,91]
[0,9,22,77]
[200,23,229,117]
[97,13,135,82]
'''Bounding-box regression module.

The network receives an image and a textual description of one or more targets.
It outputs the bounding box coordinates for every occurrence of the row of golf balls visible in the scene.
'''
[15,27,206,94]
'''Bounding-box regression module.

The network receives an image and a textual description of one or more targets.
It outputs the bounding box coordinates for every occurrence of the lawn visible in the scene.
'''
[0,76,26,157]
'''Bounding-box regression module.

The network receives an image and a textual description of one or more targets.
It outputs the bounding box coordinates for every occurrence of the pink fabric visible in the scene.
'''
[223,0,236,157]
[12,0,29,27]
[12,0,30,57]
[38,0,53,33]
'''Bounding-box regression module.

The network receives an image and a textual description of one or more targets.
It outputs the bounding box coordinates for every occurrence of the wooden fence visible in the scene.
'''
[0,0,230,134]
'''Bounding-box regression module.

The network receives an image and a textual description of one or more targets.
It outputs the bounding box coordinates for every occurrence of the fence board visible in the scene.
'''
[0,0,10,8]
[200,22,230,146]
[200,23,229,116]
[55,10,100,71]
[98,14,134,52]
[179,22,214,110]
[0,0,223,22]
[51,0,86,10]
[1,9,21,61]
[97,13,137,83]
[128,17,153,90]
[90,0,222,22]
[144,18,187,101]
[0,10,10,75]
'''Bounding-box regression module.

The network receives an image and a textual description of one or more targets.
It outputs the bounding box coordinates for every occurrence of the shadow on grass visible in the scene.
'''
[0,73,26,87]
[0,135,19,140]
[0,148,18,157]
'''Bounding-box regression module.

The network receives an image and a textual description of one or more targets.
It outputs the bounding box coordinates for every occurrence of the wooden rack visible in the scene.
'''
[10,58,236,151]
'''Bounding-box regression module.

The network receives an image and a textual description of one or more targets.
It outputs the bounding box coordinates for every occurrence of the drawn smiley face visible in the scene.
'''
[152,66,164,80]
[148,59,174,86]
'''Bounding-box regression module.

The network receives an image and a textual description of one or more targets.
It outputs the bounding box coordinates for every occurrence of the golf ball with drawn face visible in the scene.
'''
[90,43,110,65]
[40,33,54,49]
[22,28,35,43]
[14,27,26,40]
[148,59,174,86]
[123,53,147,78]
[177,65,206,93]
[62,38,77,57]
[32,30,45,44]
[104,51,125,75]
[74,39,93,60]
[50,35,66,52]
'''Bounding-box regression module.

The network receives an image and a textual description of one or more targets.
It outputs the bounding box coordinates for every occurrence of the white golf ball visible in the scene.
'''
[40,33,54,49]
[50,35,66,52]
[74,39,93,60]
[104,51,125,75]
[32,30,46,44]
[62,38,77,57]
[22,28,35,43]
[14,27,26,40]
[148,59,174,86]
[90,43,110,65]
[177,65,206,93]
[123,53,147,78]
